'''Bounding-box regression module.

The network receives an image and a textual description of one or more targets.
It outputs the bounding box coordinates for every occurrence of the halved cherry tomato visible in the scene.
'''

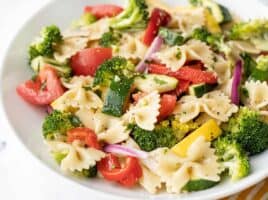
[71,48,112,76]
[67,127,101,150]
[143,8,171,46]
[98,154,142,187]
[158,94,177,121]
[176,67,217,84]
[84,5,123,19]
[175,79,190,96]
[16,66,64,105]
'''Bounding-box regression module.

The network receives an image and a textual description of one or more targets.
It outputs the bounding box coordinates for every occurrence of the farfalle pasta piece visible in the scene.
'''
[173,96,201,123]
[114,33,148,59]
[142,137,221,194]
[123,91,160,131]
[139,166,162,194]
[174,91,237,123]
[54,37,89,63]
[61,76,93,89]
[184,39,214,69]
[51,87,103,112]
[46,140,105,172]
[243,80,268,110]
[171,7,205,36]
[201,91,238,122]
[154,40,214,71]
[75,108,96,130]
[93,112,130,144]
[213,55,231,84]
[153,46,187,71]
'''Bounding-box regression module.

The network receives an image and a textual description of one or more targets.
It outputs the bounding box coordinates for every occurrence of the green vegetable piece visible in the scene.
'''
[42,110,81,140]
[158,28,184,46]
[29,25,62,60]
[74,166,98,178]
[31,56,72,78]
[189,0,232,24]
[93,57,137,87]
[182,179,219,191]
[99,30,121,47]
[131,124,178,152]
[189,83,215,98]
[214,136,250,180]
[72,13,97,28]
[134,74,178,93]
[229,19,268,51]
[191,27,231,56]
[53,152,67,164]
[110,0,149,30]
[102,78,134,117]
[225,107,268,155]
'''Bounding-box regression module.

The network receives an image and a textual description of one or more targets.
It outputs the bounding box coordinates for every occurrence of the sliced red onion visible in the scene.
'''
[231,60,242,105]
[104,144,148,159]
[136,36,163,72]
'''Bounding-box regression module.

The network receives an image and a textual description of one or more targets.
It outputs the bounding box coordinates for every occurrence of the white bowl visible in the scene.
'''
[0,0,268,199]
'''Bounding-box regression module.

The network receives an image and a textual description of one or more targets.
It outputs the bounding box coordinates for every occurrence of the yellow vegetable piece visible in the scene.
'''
[172,119,222,157]
[204,9,221,34]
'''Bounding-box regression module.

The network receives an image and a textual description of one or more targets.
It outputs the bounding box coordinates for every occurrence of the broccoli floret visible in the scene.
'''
[72,13,97,28]
[214,136,250,180]
[191,27,231,55]
[240,53,257,79]
[131,126,157,151]
[99,30,121,47]
[110,0,149,30]
[131,124,178,152]
[29,25,62,60]
[229,19,268,51]
[240,53,268,81]
[74,166,98,178]
[158,27,184,46]
[225,107,268,155]
[42,110,81,140]
[31,56,72,78]
[256,55,268,71]
[93,57,137,86]
[158,117,199,141]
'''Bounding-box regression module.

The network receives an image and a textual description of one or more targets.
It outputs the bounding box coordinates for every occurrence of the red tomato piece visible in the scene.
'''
[176,67,217,84]
[71,48,112,76]
[84,4,123,19]
[143,8,171,46]
[158,94,177,121]
[98,154,142,187]
[148,63,170,75]
[175,79,190,96]
[16,67,64,105]
[67,127,101,150]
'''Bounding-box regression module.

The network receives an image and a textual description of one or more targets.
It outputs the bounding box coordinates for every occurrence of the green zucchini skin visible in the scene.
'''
[102,78,133,117]
[182,179,219,192]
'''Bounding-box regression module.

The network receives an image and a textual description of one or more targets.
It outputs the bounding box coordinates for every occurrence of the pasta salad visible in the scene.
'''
[16,0,268,194]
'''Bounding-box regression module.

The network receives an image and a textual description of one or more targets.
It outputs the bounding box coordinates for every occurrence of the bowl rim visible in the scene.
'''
[0,0,267,199]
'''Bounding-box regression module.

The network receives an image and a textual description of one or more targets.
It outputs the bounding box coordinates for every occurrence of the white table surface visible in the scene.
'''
[1,1,268,200]
[0,1,121,200]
